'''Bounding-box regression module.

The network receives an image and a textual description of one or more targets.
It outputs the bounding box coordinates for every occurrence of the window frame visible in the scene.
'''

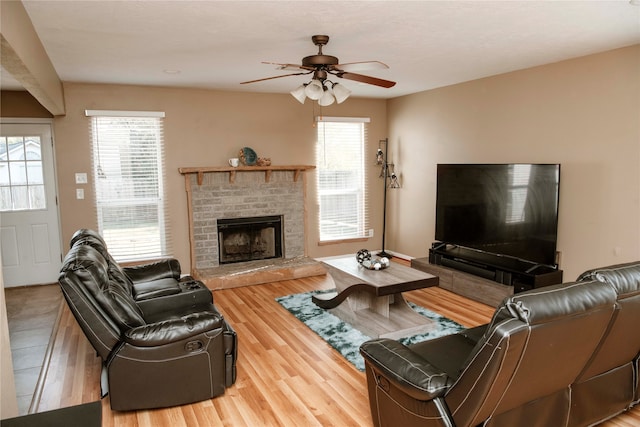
[315,116,371,244]
[85,110,171,262]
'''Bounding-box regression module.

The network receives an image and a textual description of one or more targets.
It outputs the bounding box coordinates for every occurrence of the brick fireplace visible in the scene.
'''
[179,165,325,289]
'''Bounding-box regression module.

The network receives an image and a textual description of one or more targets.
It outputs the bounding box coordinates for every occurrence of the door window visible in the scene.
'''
[0,135,45,211]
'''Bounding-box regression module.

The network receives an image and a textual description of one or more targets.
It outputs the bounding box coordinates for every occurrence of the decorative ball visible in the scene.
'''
[356,249,371,265]
[356,249,389,270]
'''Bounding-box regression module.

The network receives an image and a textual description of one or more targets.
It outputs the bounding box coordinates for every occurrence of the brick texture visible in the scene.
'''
[188,171,306,270]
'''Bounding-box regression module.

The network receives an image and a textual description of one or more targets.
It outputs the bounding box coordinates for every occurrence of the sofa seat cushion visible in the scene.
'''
[133,278,181,301]
[410,326,483,379]
[124,311,224,347]
[142,302,219,325]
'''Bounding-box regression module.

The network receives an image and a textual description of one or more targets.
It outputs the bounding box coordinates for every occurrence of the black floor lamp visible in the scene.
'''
[376,138,400,258]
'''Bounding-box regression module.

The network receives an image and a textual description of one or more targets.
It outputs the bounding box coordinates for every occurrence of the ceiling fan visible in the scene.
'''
[241,35,396,105]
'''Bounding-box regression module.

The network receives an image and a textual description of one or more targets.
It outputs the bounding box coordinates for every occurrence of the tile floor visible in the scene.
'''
[5,284,62,415]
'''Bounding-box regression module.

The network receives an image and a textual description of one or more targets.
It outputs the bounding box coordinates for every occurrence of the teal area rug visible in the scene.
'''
[276,289,465,371]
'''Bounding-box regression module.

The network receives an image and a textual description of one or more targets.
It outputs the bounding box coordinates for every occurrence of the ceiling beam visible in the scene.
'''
[0,1,65,116]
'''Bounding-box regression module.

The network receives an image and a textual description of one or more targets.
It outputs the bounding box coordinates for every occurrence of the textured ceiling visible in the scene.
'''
[4,0,640,99]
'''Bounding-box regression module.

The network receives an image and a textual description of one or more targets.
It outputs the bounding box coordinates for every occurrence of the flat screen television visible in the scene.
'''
[435,163,560,267]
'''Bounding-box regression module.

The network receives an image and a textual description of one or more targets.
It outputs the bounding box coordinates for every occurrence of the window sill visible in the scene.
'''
[318,237,369,246]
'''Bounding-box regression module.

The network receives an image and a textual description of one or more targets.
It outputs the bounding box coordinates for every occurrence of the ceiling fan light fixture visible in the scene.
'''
[290,84,307,103]
[242,35,396,103]
[305,79,324,100]
[332,82,351,104]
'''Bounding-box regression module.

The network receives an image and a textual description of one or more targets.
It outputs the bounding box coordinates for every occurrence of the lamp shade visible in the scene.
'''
[304,79,324,100]
[318,89,335,106]
[290,84,307,104]
[332,83,351,104]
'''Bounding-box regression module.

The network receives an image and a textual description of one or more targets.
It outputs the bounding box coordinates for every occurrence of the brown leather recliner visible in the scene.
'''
[359,279,618,427]
[59,229,237,411]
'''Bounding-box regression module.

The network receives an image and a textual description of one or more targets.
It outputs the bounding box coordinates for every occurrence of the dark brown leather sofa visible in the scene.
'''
[359,261,640,427]
[59,229,237,411]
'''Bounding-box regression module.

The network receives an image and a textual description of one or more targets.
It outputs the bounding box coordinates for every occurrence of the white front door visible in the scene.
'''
[0,121,62,287]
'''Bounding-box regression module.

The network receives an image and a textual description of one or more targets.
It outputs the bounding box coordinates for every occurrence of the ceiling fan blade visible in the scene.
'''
[261,62,315,72]
[240,71,312,85]
[337,71,396,88]
[333,61,389,72]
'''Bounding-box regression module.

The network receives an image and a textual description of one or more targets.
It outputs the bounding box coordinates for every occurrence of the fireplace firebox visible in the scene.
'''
[217,216,283,264]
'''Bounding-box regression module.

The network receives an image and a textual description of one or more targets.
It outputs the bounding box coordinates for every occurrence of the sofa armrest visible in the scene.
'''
[123,258,181,283]
[124,311,223,346]
[360,338,451,401]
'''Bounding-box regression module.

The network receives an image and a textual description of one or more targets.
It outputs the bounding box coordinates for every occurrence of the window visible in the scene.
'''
[506,164,532,224]
[316,117,370,242]
[86,110,171,262]
[0,135,45,211]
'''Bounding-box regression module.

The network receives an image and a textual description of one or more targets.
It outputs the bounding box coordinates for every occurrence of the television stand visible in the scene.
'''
[411,244,563,307]
[411,257,512,307]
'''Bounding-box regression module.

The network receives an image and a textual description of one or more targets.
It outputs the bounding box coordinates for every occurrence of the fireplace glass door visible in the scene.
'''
[217,216,283,264]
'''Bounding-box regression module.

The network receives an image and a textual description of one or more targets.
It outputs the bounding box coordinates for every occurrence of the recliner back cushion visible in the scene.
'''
[72,235,136,295]
[446,280,617,427]
[69,228,107,248]
[576,262,640,379]
[578,261,640,297]
[62,245,144,330]
[495,285,615,410]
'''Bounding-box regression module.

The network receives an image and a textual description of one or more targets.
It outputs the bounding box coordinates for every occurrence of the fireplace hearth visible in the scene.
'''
[217,216,283,264]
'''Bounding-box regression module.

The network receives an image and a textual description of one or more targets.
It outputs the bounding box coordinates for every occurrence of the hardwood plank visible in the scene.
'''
[35,269,640,426]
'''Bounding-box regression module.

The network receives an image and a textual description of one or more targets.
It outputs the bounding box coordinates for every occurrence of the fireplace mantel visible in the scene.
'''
[179,165,315,185]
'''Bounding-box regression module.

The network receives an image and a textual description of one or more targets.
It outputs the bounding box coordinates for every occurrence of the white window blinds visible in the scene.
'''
[86,110,171,262]
[316,117,370,242]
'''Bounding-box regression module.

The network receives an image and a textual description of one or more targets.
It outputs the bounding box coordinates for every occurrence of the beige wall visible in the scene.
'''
[54,84,388,271]
[0,90,53,118]
[386,45,640,279]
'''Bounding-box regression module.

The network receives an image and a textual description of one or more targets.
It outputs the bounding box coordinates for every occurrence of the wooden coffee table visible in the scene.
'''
[313,255,439,339]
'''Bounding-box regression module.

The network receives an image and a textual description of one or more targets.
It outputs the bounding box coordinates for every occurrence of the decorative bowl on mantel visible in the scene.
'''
[239,147,257,166]
[257,157,271,166]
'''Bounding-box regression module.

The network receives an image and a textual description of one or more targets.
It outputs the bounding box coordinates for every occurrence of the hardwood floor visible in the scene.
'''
[25,270,640,426]
[5,284,62,415]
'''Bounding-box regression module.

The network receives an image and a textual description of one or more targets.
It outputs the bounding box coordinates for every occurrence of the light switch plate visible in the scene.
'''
[75,173,88,184]
[76,188,84,199]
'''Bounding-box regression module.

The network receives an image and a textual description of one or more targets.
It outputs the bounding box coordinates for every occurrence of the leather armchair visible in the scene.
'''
[59,229,237,411]
[360,279,618,427]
